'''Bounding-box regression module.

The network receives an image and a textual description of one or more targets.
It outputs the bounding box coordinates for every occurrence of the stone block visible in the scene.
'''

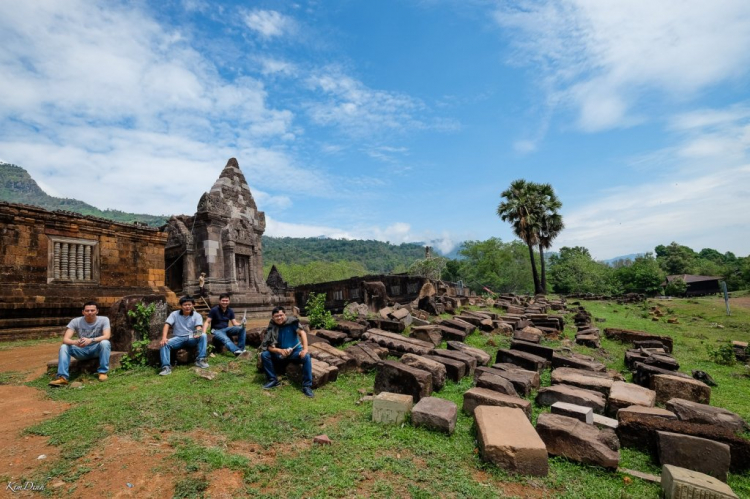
[424,354,466,382]
[363,329,434,356]
[666,398,748,434]
[374,360,432,402]
[510,340,554,361]
[607,381,655,417]
[632,362,691,387]
[409,326,443,346]
[513,329,542,344]
[536,413,619,470]
[551,367,614,395]
[474,406,548,476]
[401,353,446,392]
[372,392,413,424]
[475,366,537,397]
[496,349,548,372]
[535,385,606,414]
[463,387,531,418]
[652,374,711,405]
[551,402,593,424]
[313,329,348,346]
[412,396,457,434]
[433,349,476,377]
[657,431,731,482]
[308,343,357,373]
[661,465,738,499]
[344,341,388,371]
[287,358,338,389]
[551,353,606,372]
[593,413,619,431]
[435,324,468,342]
[446,341,491,366]
[476,372,517,397]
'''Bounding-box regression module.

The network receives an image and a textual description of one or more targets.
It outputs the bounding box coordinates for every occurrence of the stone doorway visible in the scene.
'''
[235,255,250,289]
[165,255,184,293]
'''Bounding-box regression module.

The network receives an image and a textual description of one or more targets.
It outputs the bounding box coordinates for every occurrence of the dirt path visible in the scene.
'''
[0,342,61,382]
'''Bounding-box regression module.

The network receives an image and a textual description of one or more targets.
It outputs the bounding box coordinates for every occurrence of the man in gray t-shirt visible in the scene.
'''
[158,296,209,375]
[49,302,112,386]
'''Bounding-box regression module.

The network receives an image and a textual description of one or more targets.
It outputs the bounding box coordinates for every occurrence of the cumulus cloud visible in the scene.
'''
[495,0,750,131]
[243,9,295,38]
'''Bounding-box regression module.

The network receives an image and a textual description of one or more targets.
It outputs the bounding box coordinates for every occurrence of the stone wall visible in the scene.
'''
[0,202,176,340]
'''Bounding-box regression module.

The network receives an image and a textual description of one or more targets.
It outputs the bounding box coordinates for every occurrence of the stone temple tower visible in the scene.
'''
[163,158,292,315]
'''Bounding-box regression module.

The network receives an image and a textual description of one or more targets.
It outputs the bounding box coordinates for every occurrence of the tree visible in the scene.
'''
[497,179,564,295]
[455,238,535,294]
[615,253,666,295]
[548,246,620,295]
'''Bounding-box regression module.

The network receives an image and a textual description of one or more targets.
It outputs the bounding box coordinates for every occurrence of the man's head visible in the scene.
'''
[179,296,195,315]
[271,306,286,325]
[219,293,231,309]
[82,301,98,322]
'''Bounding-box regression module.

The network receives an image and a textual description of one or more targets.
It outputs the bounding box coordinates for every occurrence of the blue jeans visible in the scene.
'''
[261,349,312,388]
[159,334,207,368]
[212,326,246,353]
[57,340,111,379]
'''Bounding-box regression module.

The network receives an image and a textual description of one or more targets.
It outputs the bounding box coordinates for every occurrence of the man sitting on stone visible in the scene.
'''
[159,296,209,376]
[260,306,313,398]
[49,301,112,386]
[206,293,250,358]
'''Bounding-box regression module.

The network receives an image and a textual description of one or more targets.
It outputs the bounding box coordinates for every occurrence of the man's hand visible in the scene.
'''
[299,348,308,359]
[160,337,169,347]
[77,337,94,347]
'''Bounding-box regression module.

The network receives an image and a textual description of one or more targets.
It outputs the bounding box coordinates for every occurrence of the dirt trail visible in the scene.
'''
[0,342,61,381]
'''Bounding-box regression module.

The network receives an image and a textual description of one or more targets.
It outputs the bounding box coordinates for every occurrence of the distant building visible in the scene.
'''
[664,274,721,296]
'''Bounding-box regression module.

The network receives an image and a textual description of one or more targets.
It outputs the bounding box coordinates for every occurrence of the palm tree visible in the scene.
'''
[535,183,564,293]
[497,179,544,294]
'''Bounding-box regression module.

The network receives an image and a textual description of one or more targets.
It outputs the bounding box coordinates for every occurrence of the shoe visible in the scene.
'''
[48,376,68,387]
[302,387,314,398]
[195,359,209,369]
[263,380,280,390]
[159,366,172,376]
[98,373,108,382]
[235,350,251,359]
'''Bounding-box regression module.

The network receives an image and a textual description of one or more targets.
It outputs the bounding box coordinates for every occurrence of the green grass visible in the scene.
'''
[12,294,750,498]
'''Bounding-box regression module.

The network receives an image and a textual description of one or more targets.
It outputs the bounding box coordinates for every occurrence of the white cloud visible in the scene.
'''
[243,9,295,38]
[495,0,750,131]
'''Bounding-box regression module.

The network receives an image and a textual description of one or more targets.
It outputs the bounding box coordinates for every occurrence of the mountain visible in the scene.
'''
[602,253,644,266]
[0,162,168,226]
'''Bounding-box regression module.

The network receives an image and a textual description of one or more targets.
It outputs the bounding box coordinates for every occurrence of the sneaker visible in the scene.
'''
[159,366,172,376]
[98,373,108,382]
[48,376,68,387]
[263,380,280,390]
[195,359,209,369]
[302,387,314,398]
[235,350,251,359]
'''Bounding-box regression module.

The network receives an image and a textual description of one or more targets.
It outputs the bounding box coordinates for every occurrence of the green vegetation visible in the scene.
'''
[305,292,338,330]
[122,302,156,369]
[445,238,536,294]
[0,162,167,226]
[266,260,369,287]
[8,294,749,497]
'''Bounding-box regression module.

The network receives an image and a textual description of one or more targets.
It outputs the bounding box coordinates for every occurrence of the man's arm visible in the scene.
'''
[90,326,111,345]
[204,317,212,332]
[160,323,170,346]
[61,328,77,346]
[231,318,241,327]
[297,328,309,359]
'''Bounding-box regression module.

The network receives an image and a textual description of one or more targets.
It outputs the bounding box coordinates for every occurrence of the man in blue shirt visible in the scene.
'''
[205,293,249,358]
[158,296,208,376]
[260,306,313,397]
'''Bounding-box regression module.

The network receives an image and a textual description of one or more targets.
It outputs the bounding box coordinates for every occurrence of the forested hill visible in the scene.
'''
[0,162,167,226]
[262,236,425,274]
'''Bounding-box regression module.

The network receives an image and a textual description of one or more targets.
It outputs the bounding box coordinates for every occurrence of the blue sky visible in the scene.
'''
[1,1,749,259]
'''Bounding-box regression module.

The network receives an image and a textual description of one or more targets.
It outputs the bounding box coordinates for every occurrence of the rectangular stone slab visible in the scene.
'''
[510,340,554,361]
[476,366,537,397]
[344,341,388,371]
[287,358,338,389]
[463,387,531,418]
[423,354,466,382]
[604,328,673,352]
[373,392,413,424]
[308,342,357,373]
[412,396,458,434]
[362,328,434,356]
[651,374,710,405]
[433,348,477,377]
[551,402,594,424]
[666,398,749,434]
[661,464,738,499]
[474,406,548,476]
[496,349,548,372]
[657,431,731,483]
[476,372,517,397]
[446,341,491,366]
[535,385,606,414]
[435,324,468,342]
[607,381,655,417]
[400,353,446,392]
[374,360,433,402]
[551,353,606,372]
[536,413,619,470]
[409,326,443,346]
[551,368,614,395]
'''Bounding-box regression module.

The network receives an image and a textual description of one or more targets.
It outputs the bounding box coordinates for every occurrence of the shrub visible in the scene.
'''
[306,292,337,330]
[665,277,688,297]
[123,302,156,369]
[706,342,735,366]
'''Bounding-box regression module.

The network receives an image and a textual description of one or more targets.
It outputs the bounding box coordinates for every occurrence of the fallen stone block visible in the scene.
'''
[401,353,446,392]
[666,398,749,434]
[536,413,619,470]
[474,406,548,476]
[575,334,601,348]
[440,318,475,335]
[551,353,606,372]
[446,341,491,366]
[657,431,731,482]
[732,341,748,362]
[476,372,517,397]
[651,374,710,405]
[535,385,606,414]
[412,396,458,434]
[435,324,468,342]
[510,340,554,361]
[632,362,691,388]
[308,342,357,373]
[496,349,548,372]
[661,464,738,499]
[335,320,366,339]
[593,413,618,431]
[476,366,537,397]
[287,358,338,389]
[513,329,542,344]
[424,354,466,382]
[362,329,434,356]
[313,329,348,346]
[373,391,413,424]
[409,326,443,346]
[607,381,655,417]
[551,402,593,424]
[463,387,530,418]
[374,360,433,402]
[344,341,388,371]
[551,367,614,395]
[433,349,476,377]
[604,328,673,353]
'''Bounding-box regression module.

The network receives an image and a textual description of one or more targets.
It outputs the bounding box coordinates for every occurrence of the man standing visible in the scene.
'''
[49,301,111,386]
[260,306,314,397]
[205,293,250,358]
[159,296,208,376]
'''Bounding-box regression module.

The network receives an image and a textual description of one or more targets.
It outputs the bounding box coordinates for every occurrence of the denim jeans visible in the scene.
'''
[211,326,246,353]
[57,340,111,379]
[159,334,207,368]
[261,349,312,388]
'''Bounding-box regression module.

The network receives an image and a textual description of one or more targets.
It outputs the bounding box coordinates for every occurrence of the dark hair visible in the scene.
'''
[179,296,195,305]
[271,306,286,316]
[219,293,231,300]
[82,301,98,309]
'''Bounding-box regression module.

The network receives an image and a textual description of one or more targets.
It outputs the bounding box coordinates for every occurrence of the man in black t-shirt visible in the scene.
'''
[205,293,249,358]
